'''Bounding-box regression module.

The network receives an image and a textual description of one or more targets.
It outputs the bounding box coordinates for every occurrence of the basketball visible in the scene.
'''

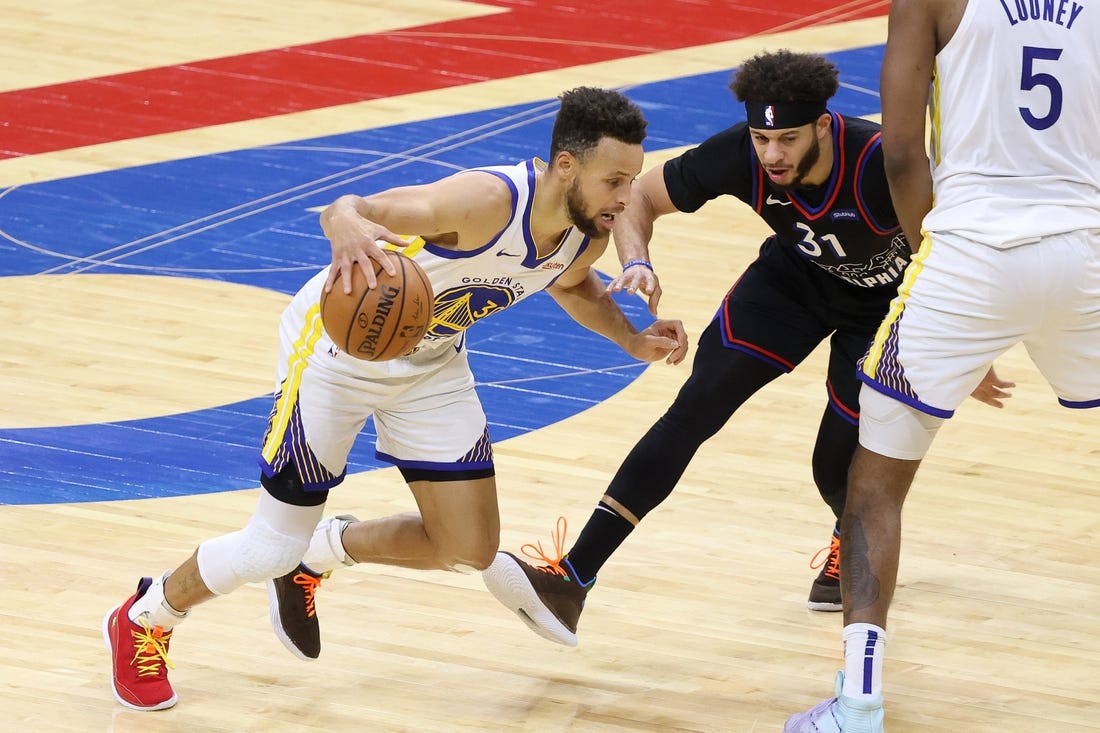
[320,251,434,361]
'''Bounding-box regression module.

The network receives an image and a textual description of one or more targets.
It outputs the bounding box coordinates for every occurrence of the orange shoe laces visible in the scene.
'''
[130,617,175,676]
[520,516,569,577]
[810,533,841,579]
[292,572,323,618]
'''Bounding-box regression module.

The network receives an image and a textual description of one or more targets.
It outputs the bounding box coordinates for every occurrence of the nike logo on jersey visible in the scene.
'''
[766,195,792,206]
[496,250,521,257]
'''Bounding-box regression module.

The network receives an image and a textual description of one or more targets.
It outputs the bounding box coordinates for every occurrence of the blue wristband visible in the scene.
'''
[622,259,654,272]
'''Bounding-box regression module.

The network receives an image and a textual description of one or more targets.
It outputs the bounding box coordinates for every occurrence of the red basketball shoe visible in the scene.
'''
[103,577,178,711]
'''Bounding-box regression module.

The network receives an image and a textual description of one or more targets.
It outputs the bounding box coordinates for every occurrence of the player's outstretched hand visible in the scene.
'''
[970,366,1015,408]
[607,264,662,316]
[629,318,688,365]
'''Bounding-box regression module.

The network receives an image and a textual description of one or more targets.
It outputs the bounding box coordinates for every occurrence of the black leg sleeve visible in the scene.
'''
[810,328,865,521]
[605,321,783,515]
[810,406,858,520]
[567,321,783,579]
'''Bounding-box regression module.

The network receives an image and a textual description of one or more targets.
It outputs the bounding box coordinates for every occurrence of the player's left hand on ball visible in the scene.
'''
[632,318,688,365]
[970,366,1015,408]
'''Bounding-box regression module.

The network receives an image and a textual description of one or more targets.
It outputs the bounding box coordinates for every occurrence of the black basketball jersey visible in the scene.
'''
[663,112,910,289]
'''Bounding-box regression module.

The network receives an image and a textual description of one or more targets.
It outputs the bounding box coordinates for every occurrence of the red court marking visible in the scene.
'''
[1,0,887,159]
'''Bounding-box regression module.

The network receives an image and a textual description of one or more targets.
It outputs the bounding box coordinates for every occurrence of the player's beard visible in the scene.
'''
[566,178,603,238]
[773,134,822,191]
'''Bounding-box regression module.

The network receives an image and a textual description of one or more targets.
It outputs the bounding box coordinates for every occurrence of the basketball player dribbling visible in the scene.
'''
[103,86,688,711]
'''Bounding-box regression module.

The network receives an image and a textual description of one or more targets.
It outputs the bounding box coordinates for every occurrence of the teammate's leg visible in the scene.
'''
[789,230,1032,731]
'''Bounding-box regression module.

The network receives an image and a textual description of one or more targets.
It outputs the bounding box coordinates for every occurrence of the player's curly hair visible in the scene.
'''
[730,50,839,104]
[550,86,647,160]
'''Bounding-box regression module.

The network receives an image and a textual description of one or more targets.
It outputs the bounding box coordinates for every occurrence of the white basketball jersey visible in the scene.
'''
[293,157,593,377]
[923,0,1100,247]
[404,157,592,356]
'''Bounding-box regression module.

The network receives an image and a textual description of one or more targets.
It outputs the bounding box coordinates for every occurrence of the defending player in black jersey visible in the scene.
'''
[482,50,1009,646]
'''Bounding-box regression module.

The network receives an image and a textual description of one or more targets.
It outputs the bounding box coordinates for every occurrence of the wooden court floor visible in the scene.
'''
[1,2,1097,731]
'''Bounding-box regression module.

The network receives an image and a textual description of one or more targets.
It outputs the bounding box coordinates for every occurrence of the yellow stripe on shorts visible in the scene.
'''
[866,63,944,379]
[862,231,932,378]
[261,304,326,465]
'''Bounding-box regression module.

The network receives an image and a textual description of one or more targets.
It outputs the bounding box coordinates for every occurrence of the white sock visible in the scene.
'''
[841,623,887,698]
[127,571,189,631]
[301,515,356,574]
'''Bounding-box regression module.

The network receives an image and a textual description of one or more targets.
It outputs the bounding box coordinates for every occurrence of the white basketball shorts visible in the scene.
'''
[860,227,1100,418]
[258,270,492,490]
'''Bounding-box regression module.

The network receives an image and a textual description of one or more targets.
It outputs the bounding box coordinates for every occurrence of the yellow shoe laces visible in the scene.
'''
[130,616,175,676]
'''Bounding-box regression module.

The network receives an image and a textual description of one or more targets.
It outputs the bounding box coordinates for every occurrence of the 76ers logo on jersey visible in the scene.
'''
[427,284,517,338]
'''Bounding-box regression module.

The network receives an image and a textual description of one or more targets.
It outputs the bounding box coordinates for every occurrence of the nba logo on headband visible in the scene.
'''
[745,101,827,129]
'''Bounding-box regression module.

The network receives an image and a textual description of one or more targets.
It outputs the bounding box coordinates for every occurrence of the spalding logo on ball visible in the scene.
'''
[320,251,434,361]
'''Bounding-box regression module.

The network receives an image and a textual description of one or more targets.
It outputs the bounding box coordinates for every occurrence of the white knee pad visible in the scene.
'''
[197,521,308,595]
[858,387,945,461]
[197,493,323,595]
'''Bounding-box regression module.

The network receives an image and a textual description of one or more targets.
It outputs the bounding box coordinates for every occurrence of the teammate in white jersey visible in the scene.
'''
[786,0,1100,731]
[103,87,688,712]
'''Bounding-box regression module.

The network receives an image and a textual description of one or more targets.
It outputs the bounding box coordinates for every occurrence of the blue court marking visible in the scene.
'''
[0,45,884,505]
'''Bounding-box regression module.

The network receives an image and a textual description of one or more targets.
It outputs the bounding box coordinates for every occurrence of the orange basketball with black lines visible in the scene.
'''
[320,251,433,361]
